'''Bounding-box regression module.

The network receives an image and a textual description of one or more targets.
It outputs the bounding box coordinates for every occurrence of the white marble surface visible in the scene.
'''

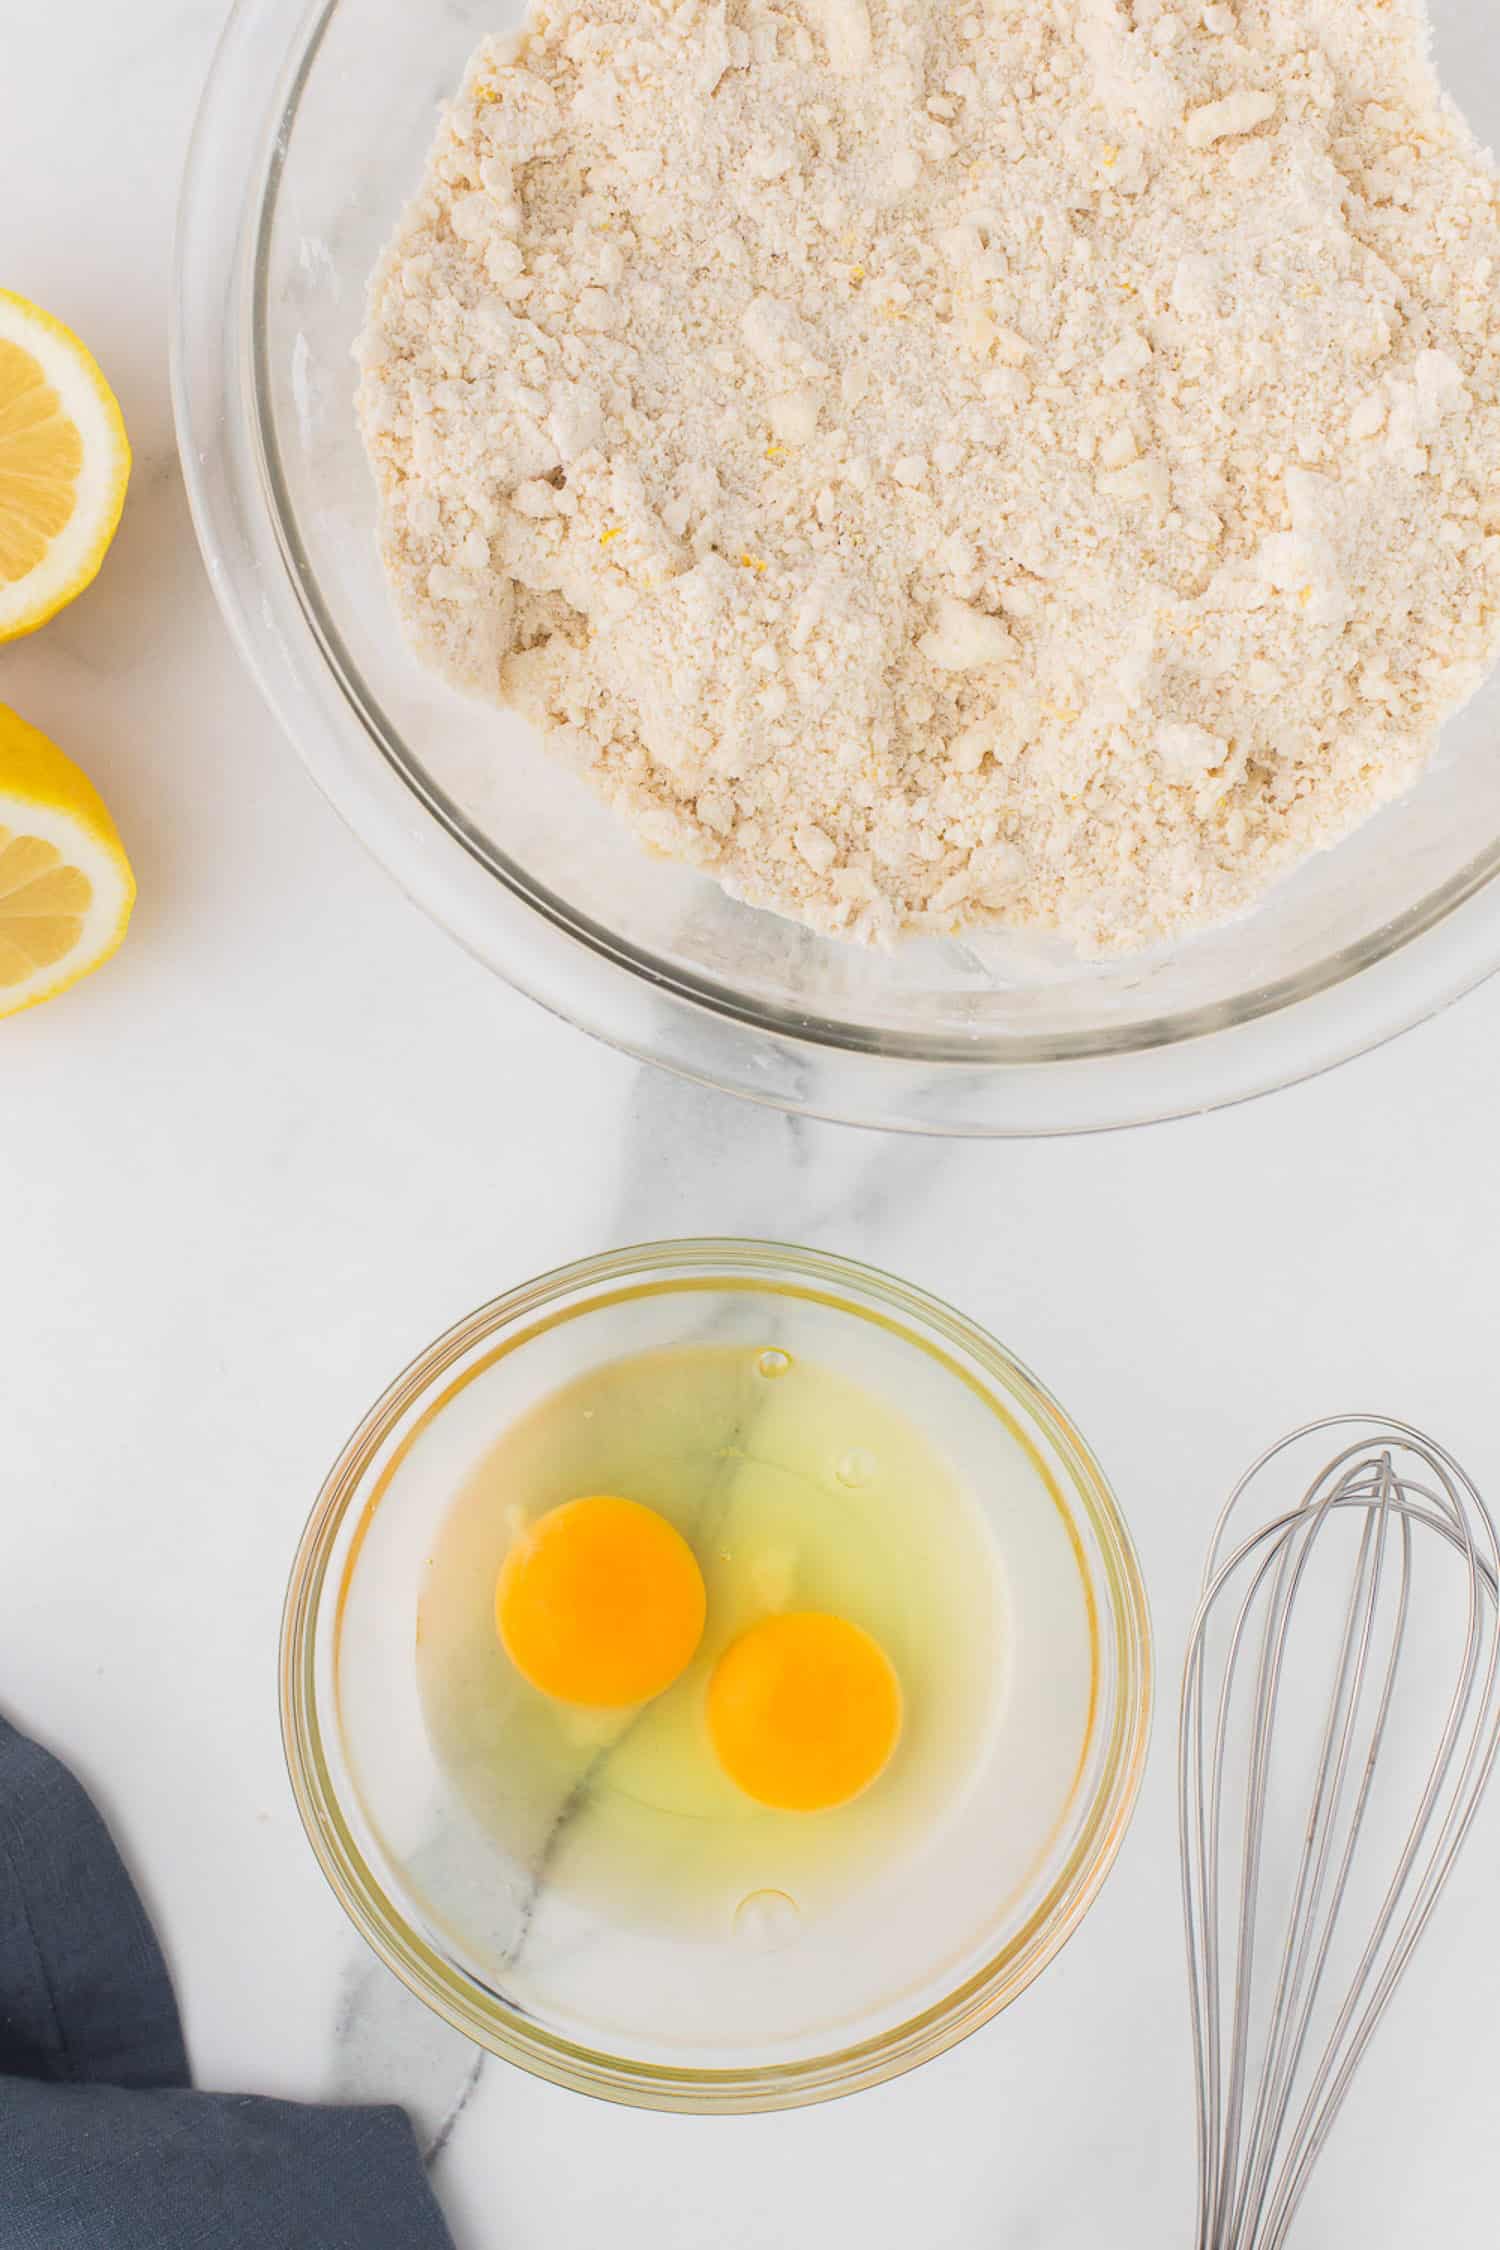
[6,5,1500,2244]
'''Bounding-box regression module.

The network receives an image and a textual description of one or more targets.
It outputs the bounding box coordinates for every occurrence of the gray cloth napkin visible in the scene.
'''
[0,1713,456,2249]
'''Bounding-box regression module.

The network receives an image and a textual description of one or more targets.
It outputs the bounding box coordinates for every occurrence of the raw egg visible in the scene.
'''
[422,1342,1004,1938]
[706,1610,903,1811]
[496,1493,706,1707]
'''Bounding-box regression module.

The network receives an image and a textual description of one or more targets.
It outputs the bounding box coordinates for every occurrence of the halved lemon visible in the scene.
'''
[0,705,135,1018]
[0,289,130,642]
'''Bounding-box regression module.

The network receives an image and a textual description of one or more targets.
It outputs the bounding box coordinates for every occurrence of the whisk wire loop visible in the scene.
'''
[1227,1462,1408,2248]
[1180,1419,1500,2250]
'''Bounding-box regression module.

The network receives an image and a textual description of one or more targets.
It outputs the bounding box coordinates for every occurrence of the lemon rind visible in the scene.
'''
[0,704,135,1019]
[0,795,134,1018]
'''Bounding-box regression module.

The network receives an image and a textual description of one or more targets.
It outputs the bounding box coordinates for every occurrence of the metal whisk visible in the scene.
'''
[1180,1418,1500,2250]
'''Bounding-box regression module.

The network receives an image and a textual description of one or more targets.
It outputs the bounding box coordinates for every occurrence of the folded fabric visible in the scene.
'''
[0,1713,455,2250]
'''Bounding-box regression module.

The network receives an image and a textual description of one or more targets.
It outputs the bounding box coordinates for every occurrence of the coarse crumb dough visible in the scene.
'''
[358,0,1500,952]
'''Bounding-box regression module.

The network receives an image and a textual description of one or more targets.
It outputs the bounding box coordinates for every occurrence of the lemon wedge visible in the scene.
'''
[0,289,130,642]
[0,705,135,1018]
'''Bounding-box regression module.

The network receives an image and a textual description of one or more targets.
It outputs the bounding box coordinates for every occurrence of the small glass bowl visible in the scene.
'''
[280,1241,1151,2111]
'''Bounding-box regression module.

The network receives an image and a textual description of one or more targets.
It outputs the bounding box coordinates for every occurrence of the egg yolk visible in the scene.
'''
[496,1494,707,1708]
[706,1611,903,1812]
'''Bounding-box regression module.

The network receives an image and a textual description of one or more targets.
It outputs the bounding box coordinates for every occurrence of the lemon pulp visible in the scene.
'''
[0,335,83,584]
[0,290,130,642]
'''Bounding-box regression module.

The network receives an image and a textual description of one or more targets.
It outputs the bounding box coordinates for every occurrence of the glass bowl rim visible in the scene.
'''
[171,0,1500,1133]
[279,1236,1154,2112]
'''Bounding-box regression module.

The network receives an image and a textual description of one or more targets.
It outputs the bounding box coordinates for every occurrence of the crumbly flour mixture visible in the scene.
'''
[358,0,1500,951]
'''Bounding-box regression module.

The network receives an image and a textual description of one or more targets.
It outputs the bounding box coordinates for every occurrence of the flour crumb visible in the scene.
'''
[358,0,1500,952]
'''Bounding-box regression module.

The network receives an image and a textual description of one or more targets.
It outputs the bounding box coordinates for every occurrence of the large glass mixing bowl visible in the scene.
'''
[174,0,1500,1133]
